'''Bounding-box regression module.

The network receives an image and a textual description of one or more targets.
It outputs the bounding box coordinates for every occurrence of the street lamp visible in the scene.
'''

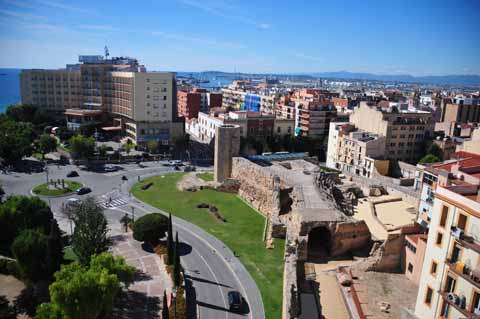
[45,166,49,184]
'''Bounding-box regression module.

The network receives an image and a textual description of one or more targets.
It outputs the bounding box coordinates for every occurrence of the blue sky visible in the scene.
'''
[0,0,478,75]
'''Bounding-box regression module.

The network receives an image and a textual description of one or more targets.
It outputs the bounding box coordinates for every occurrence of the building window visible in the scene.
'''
[405,240,417,253]
[436,232,443,247]
[430,261,437,277]
[424,286,433,306]
[407,263,413,273]
[457,213,467,230]
[471,291,480,314]
[440,206,449,228]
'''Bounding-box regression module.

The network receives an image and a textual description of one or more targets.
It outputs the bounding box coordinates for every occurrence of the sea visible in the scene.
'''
[0,68,21,113]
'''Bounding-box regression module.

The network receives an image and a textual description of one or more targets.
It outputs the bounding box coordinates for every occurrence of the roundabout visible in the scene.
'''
[32,180,83,197]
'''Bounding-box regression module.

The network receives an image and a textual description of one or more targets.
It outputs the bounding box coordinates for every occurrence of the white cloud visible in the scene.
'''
[176,0,271,29]
[34,0,96,15]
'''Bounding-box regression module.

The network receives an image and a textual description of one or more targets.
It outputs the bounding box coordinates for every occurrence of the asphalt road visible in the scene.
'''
[0,160,265,319]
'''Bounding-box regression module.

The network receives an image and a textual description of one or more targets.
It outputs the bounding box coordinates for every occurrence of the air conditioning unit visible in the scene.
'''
[446,292,458,304]
[450,227,464,240]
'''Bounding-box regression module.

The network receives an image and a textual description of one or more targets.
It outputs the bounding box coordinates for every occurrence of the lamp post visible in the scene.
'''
[45,165,49,184]
[131,206,135,223]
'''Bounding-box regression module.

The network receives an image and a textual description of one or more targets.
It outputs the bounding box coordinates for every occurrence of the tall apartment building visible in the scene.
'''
[437,95,480,136]
[20,55,183,145]
[414,180,480,318]
[177,89,201,120]
[207,92,222,109]
[350,102,434,163]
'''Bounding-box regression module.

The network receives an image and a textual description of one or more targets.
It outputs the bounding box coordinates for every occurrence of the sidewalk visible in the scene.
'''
[110,232,172,318]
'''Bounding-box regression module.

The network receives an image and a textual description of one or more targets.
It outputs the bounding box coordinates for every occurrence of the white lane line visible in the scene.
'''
[130,202,254,319]
[191,247,229,319]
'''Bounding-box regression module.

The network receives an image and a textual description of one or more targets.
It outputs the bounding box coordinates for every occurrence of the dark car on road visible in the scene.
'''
[227,291,242,312]
[66,171,79,177]
[76,187,91,195]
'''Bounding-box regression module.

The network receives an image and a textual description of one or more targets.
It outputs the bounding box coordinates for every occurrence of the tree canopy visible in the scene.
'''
[0,116,34,166]
[0,195,53,254]
[11,229,49,282]
[37,134,58,158]
[71,197,110,265]
[69,135,95,160]
[418,154,440,164]
[132,213,168,244]
[36,253,135,319]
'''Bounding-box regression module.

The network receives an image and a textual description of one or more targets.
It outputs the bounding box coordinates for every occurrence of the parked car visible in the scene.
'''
[76,187,91,195]
[103,164,118,172]
[227,291,242,312]
[66,170,79,177]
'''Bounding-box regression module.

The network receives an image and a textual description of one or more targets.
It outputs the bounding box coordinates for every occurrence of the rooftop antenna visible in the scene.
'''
[104,45,110,59]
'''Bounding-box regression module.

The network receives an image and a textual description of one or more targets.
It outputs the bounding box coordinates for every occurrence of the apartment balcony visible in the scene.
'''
[439,292,477,318]
[445,260,480,290]
[451,227,480,255]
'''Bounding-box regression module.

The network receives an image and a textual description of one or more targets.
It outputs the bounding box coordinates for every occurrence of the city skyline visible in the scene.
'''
[0,0,479,75]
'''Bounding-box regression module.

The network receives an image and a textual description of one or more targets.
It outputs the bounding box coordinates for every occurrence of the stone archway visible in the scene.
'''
[307,226,332,262]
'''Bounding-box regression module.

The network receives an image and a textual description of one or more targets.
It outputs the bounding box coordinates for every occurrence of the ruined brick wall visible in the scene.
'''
[368,233,403,272]
[331,221,371,257]
[231,157,291,216]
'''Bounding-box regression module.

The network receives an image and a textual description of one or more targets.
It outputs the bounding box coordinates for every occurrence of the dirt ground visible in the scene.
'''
[350,263,418,318]
[0,274,25,303]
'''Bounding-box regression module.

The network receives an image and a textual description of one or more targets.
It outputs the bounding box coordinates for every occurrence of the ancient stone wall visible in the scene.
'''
[331,221,371,257]
[231,157,292,217]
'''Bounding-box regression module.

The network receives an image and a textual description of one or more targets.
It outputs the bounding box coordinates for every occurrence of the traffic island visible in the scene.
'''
[32,180,83,197]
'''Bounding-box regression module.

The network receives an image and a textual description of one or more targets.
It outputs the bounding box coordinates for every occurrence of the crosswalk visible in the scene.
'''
[97,197,129,209]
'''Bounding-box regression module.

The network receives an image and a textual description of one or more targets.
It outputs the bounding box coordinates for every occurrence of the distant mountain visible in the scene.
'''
[307,71,480,86]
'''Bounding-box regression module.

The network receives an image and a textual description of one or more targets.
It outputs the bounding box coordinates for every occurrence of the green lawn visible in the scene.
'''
[32,180,83,197]
[196,172,214,182]
[131,173,284,319]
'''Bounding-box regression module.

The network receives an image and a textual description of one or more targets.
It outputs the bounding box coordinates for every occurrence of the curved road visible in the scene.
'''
[1,161,265,319]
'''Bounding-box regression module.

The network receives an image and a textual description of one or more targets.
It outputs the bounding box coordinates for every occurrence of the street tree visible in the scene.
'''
[37,134,57,159]
[146,140,158,154]
[97,144,109,158]
[0,116,34,166]
[48,262,119,319]
[69,135,95,160]
[132,213,168,245]
[71,197,110,265]
[89,252,135,288]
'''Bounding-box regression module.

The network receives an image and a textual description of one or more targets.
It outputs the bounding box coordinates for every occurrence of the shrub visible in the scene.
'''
[132,213,168,244]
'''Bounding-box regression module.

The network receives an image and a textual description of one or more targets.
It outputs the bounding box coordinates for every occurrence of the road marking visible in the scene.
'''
[130,202,255,319]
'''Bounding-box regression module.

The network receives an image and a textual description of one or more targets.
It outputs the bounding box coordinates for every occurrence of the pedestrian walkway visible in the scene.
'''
[98,197,129,209]
[110,233,172,318]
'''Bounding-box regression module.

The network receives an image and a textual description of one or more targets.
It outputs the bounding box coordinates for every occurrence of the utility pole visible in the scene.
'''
[131,206,135,223]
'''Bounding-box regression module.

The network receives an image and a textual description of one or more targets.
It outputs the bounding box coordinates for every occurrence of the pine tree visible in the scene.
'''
[173,232,181,287]
[167,213,174,265]
[162,290,169,319]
